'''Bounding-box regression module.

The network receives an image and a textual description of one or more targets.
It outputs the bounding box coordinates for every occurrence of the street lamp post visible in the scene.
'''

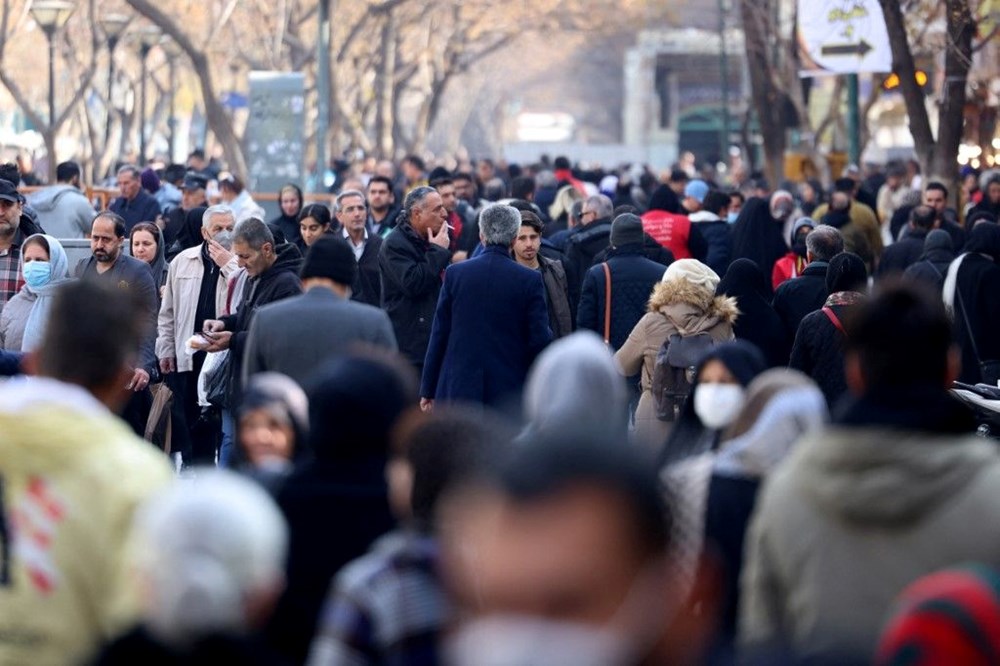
[100,13,129,150]
[137,26,160,165]
[30,0,75,181]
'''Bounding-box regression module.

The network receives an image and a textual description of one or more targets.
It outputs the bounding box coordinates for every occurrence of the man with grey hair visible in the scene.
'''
[378,185,452,374]
[203,218,302,464]
[420,203,552,411]
[156,204,239,466]
[336,188,382,307]
[109,164,162,233]
[565,193,614,293]
[773,224,845,342]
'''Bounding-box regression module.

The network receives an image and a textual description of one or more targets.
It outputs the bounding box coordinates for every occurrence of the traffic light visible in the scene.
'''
[883,71,929,90]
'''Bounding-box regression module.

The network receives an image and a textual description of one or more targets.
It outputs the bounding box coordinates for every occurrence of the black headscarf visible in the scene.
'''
[826,252,868,293]
[729,197,788,285]
[963,222,1000,261]
[175,206,208,252]
[270,183,304,246]
[717,259,789,367]
[648,183,682,213]
[659,340,768,466]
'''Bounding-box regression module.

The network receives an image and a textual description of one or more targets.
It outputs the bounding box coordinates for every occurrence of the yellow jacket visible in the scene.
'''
[0,378,173,665]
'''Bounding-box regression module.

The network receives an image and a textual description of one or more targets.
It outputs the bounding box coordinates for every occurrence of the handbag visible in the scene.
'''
[144,382,173,454]
[202,350,232,409]
[955,288,1000,386]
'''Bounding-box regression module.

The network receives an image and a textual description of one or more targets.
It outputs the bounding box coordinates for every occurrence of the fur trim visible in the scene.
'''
[648,279,739,323]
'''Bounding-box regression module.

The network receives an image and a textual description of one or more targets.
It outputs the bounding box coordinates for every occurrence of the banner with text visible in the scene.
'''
[798,0,892,76]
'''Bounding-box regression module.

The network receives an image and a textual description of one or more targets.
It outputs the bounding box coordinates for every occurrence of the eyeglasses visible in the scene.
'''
[581,210,595,218]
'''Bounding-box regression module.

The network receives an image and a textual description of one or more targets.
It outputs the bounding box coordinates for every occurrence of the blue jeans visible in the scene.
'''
[219,409,235,467]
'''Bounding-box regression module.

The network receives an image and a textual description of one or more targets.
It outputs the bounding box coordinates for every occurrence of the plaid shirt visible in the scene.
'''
[0,243,22,312]
[307,531,449,666]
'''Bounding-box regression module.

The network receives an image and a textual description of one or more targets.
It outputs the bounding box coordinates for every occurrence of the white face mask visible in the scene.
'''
[694,382,745,430]
[445,615,636,666]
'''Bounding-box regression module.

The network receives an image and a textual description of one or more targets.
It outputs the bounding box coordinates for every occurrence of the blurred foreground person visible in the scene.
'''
[740,282,1000,663]
[308,409,507,665]
[267,354,417,663]
[521,331,629,443]
[443,439,722,665]
[0,280,172,664]
[93,470,287,665]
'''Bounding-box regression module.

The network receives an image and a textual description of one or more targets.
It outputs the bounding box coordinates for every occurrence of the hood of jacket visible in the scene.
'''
[258,241,302,282]
[792,427,994,527]
[28,184,82,212]
[688,210,723,224]
[648,279,738,335]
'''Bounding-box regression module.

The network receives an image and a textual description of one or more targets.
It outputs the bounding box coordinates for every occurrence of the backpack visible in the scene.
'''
[651,332,716,421]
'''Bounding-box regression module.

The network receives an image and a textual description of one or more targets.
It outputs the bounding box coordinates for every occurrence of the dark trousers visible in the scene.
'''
[167,354,219,464]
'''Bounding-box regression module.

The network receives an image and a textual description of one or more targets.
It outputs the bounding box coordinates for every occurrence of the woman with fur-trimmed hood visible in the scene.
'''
[615,259,739,449]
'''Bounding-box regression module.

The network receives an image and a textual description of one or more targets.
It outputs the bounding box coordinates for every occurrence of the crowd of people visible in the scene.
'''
[0,148,1000,664]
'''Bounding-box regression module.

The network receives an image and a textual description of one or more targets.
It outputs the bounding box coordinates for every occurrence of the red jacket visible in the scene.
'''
[641,210,692,260]
[772,253,808,291]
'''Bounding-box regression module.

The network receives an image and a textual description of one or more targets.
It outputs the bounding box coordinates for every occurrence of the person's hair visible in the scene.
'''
[479,203,521,246]
[234,217,273,251]
[367,175,394,192]
[910,205,936,230]
[429,176,453,190]
[56,161,80,183]
[116,164,140,180]
[396,409,508,529]
[833,177,857,194]
[403,185,437,221]
[584,194,613,219]
[614,204,639,216]
[519,210,543,235]
[93,211,127,238]
[553,155,571,170]
[202,204,235,229]
[130,222,160,249]
[132,469,288,645]
[402,154,425,172]
[570,199,584,223]
[219,175,244,194]
[0,162,19,185]
[38,280,146,391]
[806,225,844,261]
[498,438,670,560]
[334,189,366,213]
[188,148,205,161]
[926,181,949,199]
[729,190,746,205]
[826,251,868,293]
[22,234,49,257]
[845,280,952,388]
[886,162,907,178]
[511,176,535,200]
[298,203,332,228]
[702,190,730,217]
[452,171,474,184]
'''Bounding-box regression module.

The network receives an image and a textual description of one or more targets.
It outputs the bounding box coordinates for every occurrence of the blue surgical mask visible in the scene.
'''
[727,211,739,224]
[23,260,52,288]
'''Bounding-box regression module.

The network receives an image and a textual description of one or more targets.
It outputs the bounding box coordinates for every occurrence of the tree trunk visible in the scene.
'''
[126,0,248,180]
[878,0,936,175]
[931,0,974,183]
[374,8,397,159]
[740,0,786,187]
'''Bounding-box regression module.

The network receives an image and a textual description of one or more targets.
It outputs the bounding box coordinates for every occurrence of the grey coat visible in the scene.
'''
[242,286,398,388]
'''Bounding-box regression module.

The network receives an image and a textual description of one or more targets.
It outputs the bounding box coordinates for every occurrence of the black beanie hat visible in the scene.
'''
[610,213,645,247]
[300,235,357,286]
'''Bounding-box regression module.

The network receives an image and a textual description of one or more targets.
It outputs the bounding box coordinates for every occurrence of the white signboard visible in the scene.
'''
[798,0,892,76]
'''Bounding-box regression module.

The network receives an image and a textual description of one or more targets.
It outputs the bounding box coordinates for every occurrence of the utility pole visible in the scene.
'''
[315,0,331,192]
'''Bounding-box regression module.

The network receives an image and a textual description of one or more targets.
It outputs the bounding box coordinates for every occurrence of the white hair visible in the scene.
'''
[131,469,288,646]
[202,204,236,229]
[479,203,521,246]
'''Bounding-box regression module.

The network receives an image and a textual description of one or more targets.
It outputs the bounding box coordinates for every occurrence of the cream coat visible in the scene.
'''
[155,244,239,372]
[615,279,737,449]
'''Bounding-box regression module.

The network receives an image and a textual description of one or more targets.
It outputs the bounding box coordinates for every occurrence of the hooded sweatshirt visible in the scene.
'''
[27,184,95,239]
[740,386,1000,663]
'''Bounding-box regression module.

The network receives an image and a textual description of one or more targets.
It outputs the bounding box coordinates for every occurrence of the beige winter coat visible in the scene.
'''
[615,279,738,449]
[155,245,239,372]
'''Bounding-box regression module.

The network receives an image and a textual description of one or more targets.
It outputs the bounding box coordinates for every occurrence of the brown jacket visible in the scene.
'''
[616,279,738,448]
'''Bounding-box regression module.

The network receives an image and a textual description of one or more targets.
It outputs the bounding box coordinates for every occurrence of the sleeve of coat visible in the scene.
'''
[615,316,647,376]
[419,272,454,399]
[132,265,159,374]
[576,268,599,333]
[738,490,788,657]
[155,260,178,361]
[381,241,450,299]
[524,271,554,360]
[374,311,399,352]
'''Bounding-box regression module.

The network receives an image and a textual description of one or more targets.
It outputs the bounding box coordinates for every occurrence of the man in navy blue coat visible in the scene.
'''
[420,203,553,411]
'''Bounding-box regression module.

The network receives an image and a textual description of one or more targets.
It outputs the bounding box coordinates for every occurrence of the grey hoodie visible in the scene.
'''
[740,426,1000,662]
[28,184,96,239]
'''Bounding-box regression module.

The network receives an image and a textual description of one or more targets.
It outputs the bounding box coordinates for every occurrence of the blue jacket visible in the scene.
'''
[577,245,667,351]
[421,245,552,407]
[108,189,162,234]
